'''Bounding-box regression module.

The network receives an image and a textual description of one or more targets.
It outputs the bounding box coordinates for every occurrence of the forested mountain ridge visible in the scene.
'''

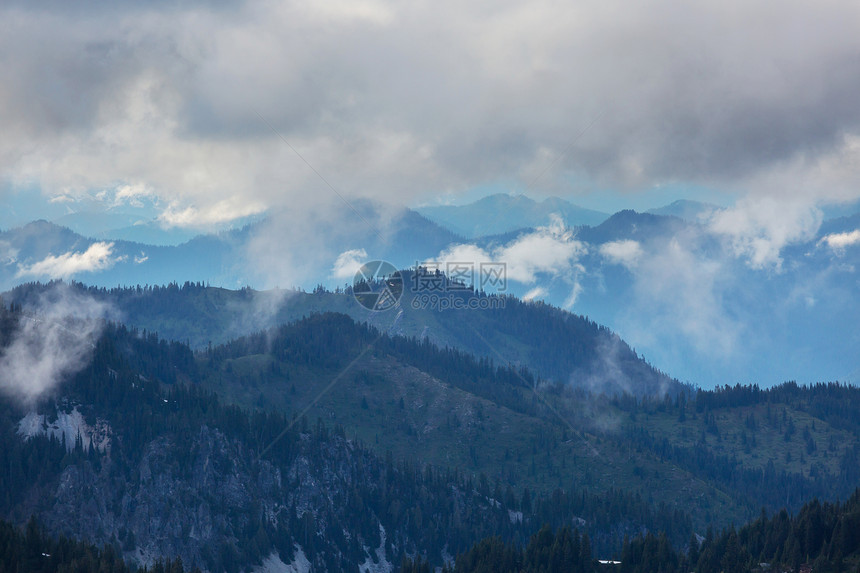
[0,303,695,571]
[6,279,681,398]
[3,292,860,571]
[198,313,860,524]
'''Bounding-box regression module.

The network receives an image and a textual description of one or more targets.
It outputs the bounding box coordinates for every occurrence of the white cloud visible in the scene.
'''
[706,196,823,269]
[0,241,18,265]
[623,236,740,359]
[0,284,113,404]
[820,229,860,252]
[114,182,156,208]
[562,278,585,310]
[495,215,586,283]
[599,239,643,269]
[16,242,118,279]
[432,215,586,303]
[522,286,548,301]
[331,248,368,280]
[434,217,585,284]
[47,194,75,204]
[432,244,492,271]
[498,232,584,283]
[159,197,268,228]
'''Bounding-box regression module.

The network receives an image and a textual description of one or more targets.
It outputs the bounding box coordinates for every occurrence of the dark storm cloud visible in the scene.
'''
[2,0,860,223]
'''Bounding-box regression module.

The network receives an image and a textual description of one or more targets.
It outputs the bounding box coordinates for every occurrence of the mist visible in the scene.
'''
[0,284,114,404]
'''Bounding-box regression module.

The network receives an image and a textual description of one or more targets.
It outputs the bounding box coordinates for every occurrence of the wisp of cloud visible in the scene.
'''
[0,284,114,404]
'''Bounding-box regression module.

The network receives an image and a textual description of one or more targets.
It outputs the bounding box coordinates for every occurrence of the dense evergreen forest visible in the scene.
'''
[201,311,860,527]
[3,288,860,571]
[6,279,682,397]
[423,489,860,572]
[0,517,194,573]
[402,525,598,573]
[0,302,693,569]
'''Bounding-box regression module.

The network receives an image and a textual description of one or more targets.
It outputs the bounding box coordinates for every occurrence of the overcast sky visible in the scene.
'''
[2,0,860,227]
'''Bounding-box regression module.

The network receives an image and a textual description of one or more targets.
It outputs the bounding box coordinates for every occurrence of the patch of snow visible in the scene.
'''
[16,407,111,452]
[254,546,311,573]
[359,524,392,573]
[508,510,523,524]
[440,545,454,569]
[131,544,161,568]
[17,411,46,438]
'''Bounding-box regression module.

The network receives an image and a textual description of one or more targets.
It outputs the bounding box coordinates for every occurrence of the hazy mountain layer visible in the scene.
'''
[3,199,860,389]
[416,194,609,238]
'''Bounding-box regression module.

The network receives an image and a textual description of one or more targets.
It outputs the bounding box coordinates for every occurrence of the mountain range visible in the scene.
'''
[2,195,859,389]
[416,194,609,238]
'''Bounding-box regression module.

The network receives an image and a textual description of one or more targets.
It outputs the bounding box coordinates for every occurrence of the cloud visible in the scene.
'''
[240,199,405,290]
[820,229,860,253]
[496,217,586,283]
[3,0,860,324]
[331,248,368,280]
[2,0,860,229]
[0,284,113,404]
[16,242,118,279]
[433,216,586,285]
[431,215,586,305]
[706,196,823,269]
[159,197,268,228]
[599,239,643,269]
[522,286,547,301]
[613,233,741,365]
[114,182,157,209]
[0,241,18,265]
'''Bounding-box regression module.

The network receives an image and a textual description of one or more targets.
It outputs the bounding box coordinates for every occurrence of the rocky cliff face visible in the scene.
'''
[9,403,519,572]
[16,418,366,570]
